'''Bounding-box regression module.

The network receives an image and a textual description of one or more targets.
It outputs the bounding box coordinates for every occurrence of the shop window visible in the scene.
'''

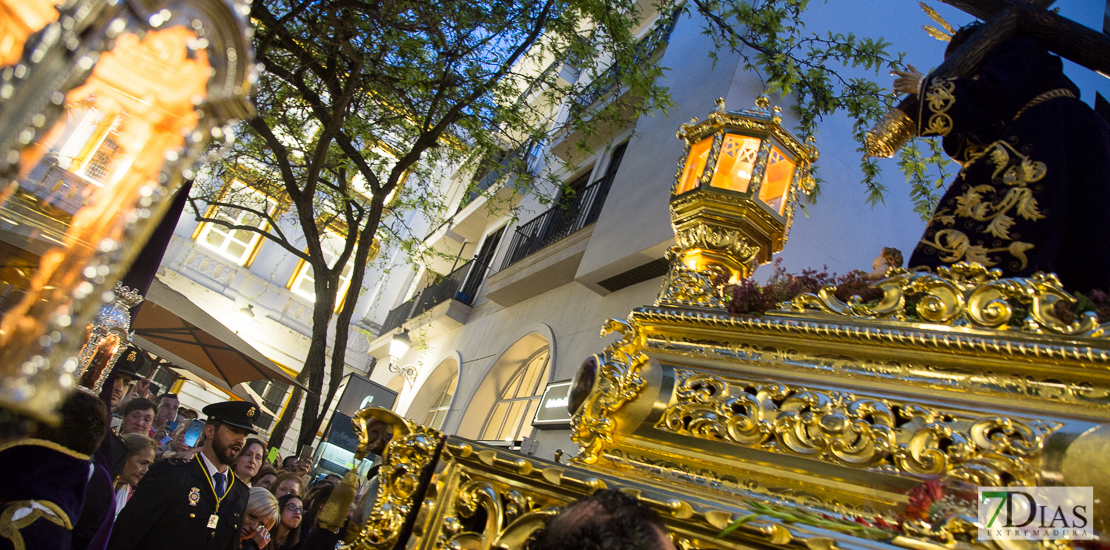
[479,347,549,442]
[422,373,458,430]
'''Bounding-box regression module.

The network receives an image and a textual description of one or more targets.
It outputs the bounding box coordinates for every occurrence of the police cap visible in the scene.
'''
[202,401,259,434]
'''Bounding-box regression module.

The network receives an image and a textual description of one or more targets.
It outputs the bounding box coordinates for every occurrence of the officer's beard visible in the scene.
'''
[212,428,241,465]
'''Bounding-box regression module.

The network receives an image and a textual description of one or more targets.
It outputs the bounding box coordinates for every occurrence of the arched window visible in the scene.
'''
[422,373,457,430]
[479,347,549,442]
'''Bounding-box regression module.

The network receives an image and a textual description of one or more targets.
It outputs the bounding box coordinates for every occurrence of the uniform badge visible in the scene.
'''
[247,407,256,418]
[127,351,137,362]
[188,487,200,506]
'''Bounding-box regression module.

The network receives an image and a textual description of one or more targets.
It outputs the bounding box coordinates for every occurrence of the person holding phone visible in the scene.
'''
[152,393,181,442]
[107,401,258,550]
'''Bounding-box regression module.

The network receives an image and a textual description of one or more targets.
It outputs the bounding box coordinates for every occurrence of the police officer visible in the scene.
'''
[107,401,259,550]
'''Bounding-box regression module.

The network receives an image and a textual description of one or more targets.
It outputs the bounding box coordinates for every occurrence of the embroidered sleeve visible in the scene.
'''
[919,77,957,137]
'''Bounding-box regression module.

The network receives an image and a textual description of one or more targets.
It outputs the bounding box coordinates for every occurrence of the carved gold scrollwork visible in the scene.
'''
[343,409,443,550]
[656,249,728,308]
[782,262,1110,337]
[656,371,1059,485]
[571,319,649,464]
[448,480,503,549]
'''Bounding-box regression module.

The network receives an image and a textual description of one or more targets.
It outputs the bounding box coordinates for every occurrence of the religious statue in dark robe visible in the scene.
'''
[891,25,1110,294]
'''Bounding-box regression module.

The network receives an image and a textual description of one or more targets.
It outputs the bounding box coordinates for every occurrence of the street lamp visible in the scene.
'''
[670,97,817,283]
[387,330,417,386]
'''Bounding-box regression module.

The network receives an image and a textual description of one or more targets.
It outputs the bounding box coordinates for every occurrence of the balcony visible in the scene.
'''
[483,171,616,307]
[368,260,478,358]
[550,12,679,162]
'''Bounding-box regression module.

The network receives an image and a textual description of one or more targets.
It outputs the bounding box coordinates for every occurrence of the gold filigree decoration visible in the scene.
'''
[782,262,1109,337]
[343,409,443,550]
[922,77,956,137]
[921,141,1045,270]
[655,249,729,308]
[656,371,1060,485]
[571,319,649,464]
[864,109,914,159]
[674,225,760,265]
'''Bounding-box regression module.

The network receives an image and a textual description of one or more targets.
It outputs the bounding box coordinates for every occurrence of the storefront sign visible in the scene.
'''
[532,380,573,427]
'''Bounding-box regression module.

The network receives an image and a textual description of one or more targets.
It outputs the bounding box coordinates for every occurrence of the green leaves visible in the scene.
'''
[689,0,948,208]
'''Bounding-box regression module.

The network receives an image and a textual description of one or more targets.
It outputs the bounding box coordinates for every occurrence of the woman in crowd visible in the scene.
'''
[112,433,157,518]
[271,494,304,550]
[240,486,279,549]
[235,438,266,487]
[297,484,334,543]
[253,465,279,490]
[269,471,305,499]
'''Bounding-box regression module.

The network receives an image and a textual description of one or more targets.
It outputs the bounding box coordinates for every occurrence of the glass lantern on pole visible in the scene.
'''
[670,97,817,285]
[0,0,255,423]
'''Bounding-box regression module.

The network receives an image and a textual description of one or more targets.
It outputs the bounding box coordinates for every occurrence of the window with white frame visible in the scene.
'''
[289,231,356,304]
[479,347,549,442]
[195,181,278,265]
[422,372,458,430]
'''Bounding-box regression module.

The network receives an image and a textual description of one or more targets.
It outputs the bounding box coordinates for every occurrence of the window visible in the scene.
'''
[422,373,457,430]
[479,347,549,442]
[195,180,278,265]
[246,379,290,432]
[288,231,357,306]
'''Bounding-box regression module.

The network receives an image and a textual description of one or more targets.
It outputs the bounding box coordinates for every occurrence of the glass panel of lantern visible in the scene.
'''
[709,134,761,193]
[0,0,60,67]
[757,143,795,215]
[674,136,711,195]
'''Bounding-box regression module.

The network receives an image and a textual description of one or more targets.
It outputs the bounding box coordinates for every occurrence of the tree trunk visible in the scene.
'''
[267,384,301,451]
[268,285,335,453]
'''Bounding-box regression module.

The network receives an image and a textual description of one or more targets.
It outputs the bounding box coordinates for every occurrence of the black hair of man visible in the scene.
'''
[527,489,672,550]
[34,390,108,455]
[157,392,178,403]
[121,397,156,417]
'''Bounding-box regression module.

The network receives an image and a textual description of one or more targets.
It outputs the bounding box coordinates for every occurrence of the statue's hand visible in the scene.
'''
[891,65,925,95]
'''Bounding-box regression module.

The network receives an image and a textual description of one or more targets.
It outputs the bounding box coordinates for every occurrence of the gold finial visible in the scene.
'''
[714,97,726,111]
[755,95,770,110]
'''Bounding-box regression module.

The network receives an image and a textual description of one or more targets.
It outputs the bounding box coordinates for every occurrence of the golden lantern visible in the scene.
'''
[670,96,817,283]
[0,0,255,422]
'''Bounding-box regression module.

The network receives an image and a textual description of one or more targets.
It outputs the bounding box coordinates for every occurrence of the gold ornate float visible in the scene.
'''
[342,99,1108,549]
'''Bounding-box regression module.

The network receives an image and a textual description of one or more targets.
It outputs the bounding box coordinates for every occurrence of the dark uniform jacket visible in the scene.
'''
[106,454,248,550]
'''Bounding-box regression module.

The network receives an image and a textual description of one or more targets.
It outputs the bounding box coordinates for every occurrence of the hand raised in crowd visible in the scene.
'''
[116,379,150,412]
[250,524,271,548]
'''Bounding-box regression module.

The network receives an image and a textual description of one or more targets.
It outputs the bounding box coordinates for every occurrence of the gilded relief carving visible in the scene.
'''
[781,262,1110,337]
[343,414,442,550]
[655,250,729,308]
[655,370,1060,485]
[571,319,650,464]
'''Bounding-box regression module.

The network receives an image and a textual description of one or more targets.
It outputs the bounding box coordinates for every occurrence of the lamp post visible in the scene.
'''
[0,0,254,423]
[669,97,817,285]
[387,330,417,387]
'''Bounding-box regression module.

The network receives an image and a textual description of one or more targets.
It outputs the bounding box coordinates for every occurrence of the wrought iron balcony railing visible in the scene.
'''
[499,170,616,271]
[458,140,543,213]
[379,260,475,334]
[568,12,679,115]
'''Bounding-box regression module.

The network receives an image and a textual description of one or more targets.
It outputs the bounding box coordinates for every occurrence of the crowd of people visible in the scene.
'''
[0,379,355,550]
[3,358,667,550]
